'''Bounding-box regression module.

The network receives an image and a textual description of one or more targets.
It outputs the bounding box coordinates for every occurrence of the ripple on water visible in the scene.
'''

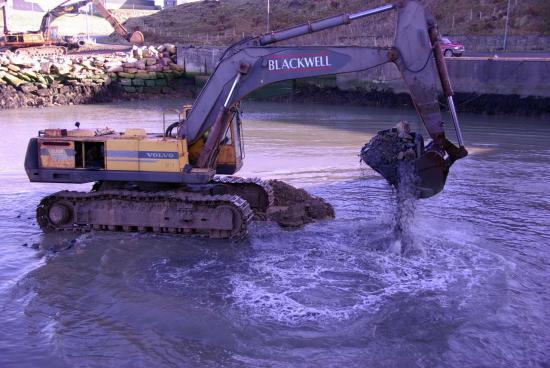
[1,101,549,367]
[228,218,511,326]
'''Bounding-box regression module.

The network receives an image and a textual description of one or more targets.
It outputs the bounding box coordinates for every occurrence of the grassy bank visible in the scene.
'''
[125,0,550,45]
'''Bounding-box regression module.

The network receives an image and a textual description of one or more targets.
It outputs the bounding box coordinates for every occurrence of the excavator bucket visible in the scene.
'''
[129,31,145,45]
[360,122,449,199]
[413,151,448,198]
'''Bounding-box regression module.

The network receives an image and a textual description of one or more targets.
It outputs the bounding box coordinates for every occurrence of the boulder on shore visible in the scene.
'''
[0,43,185,110]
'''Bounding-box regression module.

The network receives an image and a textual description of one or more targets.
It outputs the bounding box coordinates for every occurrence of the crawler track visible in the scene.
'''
[15,46,67,58]
[37,189,253,239]
[212,176,274,219]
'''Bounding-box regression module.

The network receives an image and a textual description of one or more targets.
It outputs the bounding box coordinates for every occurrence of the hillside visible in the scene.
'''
[124,0,550,46]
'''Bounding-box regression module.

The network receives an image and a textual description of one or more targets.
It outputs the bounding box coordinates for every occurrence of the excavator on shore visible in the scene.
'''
[0,0,143,57]
[24,0,468,239]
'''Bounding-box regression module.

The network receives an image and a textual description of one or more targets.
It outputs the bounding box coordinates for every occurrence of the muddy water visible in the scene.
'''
[0,99,549,367]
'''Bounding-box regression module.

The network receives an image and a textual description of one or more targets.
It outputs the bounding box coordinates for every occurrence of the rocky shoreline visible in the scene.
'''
[0,44,188,110]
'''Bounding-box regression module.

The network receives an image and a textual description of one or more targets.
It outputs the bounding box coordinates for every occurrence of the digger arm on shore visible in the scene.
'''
[179,0,467,169]
[90,0,144,44]
[0,0,8,34]
[39,0,144,44]
[39,0,92,39]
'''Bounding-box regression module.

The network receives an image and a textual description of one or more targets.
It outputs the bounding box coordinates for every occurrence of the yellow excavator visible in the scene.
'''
[0,0,143,57]
[24,0,468,239]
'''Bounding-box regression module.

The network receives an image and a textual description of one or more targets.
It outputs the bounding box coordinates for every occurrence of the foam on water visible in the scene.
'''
[228,218,509,326]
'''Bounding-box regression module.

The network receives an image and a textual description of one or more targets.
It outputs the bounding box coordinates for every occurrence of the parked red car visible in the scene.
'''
[441,37,465,57]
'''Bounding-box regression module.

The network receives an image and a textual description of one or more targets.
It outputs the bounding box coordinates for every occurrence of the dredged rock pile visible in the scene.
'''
[360,121,423,188]
[267,180,335,228]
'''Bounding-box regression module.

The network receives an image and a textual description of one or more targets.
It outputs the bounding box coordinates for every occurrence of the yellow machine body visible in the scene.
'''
[2,32,47,47]
[38,129,189,173]
[37,121,242,176]
[104,138,188,172]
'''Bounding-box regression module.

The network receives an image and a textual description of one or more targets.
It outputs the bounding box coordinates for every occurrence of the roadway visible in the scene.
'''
[464,51,550,58]
[450,51,550,61]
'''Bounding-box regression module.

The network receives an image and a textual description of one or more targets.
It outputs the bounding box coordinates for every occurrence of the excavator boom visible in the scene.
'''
[40,0,144,44]
[0,0,8,35]
[39,0,91,40]
[91,0,144,44]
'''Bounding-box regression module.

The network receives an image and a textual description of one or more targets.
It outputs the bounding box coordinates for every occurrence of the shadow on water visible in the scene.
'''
[9,233,253,367]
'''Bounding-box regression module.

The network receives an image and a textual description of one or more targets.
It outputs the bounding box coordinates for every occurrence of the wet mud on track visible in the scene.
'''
[0,99,549,367]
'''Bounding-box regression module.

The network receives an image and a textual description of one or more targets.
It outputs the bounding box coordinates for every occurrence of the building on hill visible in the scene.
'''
[164,0,211,8]
[5,0,158,11]
[102,0,157,10]
[11,0,43,12]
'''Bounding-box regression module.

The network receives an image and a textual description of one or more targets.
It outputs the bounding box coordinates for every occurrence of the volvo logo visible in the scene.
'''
[139,151,178,159]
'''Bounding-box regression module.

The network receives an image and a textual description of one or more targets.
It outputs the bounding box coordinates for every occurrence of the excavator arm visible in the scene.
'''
[0,0,8,34]
[39,0,92,39]
[91,0,144,44]
[39,0,144,44]
[181,1,467,172]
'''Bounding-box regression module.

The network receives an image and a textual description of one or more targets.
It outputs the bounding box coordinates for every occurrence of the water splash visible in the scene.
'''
[390,161,423,256]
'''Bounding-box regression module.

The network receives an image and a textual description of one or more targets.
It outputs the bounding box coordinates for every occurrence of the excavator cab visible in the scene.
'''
[186,107,244,175]
[214,108,244,174]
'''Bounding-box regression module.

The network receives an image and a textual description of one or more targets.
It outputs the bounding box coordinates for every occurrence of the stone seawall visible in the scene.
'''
[0,44,187,110]
[0,82,117,109]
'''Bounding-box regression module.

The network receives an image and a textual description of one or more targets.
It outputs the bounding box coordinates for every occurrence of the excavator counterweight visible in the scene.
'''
[24,0,467,239]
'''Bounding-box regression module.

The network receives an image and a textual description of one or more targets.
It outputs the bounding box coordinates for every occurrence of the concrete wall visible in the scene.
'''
[177,46,224,75]
[164,0,200,7]
[177,45,550,98]
[337,58,550,98]
[11,0,43,12]
[448,58,550,97]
